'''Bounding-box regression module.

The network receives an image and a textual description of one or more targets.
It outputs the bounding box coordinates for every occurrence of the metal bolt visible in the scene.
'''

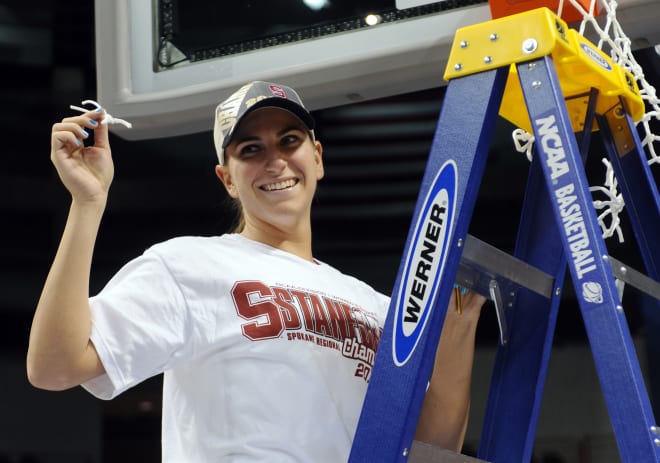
[532,80,542,89]
[460,40,469,48]
[522,38,538,54]
[457,238,464,248]
[527,62,536,70]
[654,438,660,448]
[403,448,409,456]
[603,255,610,261]
[623,144,630,150]
[555,287,561,296]
[651,425,659,435]
[620,266,627,274]
[616,305,624,312]
[484,56,493,64]
[490,33,499,41]
[454,63,463,71]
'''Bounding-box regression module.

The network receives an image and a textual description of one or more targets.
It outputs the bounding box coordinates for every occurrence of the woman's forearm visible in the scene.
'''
[414,292,484,451]
[27,200,106,390]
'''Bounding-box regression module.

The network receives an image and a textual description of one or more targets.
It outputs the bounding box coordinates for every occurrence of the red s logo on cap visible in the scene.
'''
[268,85,287,98]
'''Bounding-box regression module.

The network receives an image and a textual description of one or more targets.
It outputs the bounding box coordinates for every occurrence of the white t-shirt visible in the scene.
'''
[82,233,390,462]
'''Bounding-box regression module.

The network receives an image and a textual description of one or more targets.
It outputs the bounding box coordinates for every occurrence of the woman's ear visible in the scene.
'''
[215,165,238,198]
[314,140,324,181]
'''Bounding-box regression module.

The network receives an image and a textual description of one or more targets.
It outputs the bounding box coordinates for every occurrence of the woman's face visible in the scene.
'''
[215,107,324,233]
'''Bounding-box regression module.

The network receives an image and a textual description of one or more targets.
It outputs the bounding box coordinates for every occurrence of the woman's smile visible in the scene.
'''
[259,177,300,192]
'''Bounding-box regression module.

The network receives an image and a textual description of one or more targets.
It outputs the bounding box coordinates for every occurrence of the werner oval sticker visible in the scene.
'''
[580,43,612,71]
[393,161,457,366]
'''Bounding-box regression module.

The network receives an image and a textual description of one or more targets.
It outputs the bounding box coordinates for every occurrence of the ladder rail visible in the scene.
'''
[518,55,660,462]
[349,68,509,463]
[596,104,660,280]
[478,147,568,463]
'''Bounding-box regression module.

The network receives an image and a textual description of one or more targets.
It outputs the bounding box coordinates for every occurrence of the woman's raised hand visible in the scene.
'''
[50,109,114,205]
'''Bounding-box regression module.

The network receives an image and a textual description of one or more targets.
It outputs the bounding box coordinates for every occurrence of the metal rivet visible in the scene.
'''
[651,425,659,435]
[527,62,536,70]
[460,40,469,48]
[532,80,542,89]
[490,33,499,41]
[555,288,561,296]
[403,448,409,456]
[484,56,493,64]
[620,266,627,274]
[654,438,660,448]
[454,63,463,71]
[616,305,624,312]
[457,239,464,248]
[603,255,610,261]
[522,38,538,54]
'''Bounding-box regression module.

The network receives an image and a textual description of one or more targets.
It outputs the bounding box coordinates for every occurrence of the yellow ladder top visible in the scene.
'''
[443,7,644,132]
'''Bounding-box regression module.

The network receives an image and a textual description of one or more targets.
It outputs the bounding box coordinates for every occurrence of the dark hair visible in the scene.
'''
[229,198,245,233]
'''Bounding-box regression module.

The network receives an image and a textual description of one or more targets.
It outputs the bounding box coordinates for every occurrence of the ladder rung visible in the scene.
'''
[457,235,660,303]
[457,234,555,299]
[608,255,660,301]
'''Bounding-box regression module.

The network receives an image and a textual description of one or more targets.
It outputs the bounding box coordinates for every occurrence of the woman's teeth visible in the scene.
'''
[262,179,298,191]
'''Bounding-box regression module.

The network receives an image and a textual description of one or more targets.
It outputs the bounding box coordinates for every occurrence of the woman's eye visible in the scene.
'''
[239,144,261,156]
[281,134,301,146]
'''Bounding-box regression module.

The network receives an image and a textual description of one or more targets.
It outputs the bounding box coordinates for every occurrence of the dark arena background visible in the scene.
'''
[1,1,659,462]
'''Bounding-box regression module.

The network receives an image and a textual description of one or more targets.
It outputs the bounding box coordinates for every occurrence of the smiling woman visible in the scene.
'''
[27,79,485,462]
[217,105,324,254]
[213,84,325,258]
[212,82,322,239]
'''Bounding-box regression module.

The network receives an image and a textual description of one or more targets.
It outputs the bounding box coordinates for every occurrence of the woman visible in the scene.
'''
[27,81,485,462]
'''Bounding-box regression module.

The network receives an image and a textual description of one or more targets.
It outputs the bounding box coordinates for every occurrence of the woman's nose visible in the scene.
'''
[264,148,287,172]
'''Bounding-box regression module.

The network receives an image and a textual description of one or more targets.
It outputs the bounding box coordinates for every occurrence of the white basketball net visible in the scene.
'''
[513,0,660,242]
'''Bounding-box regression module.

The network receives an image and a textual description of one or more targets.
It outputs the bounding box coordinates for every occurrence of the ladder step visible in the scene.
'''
[410,441,491,463]
[458,234,660,302]
[457,234,554,299]
[608,255,660,301]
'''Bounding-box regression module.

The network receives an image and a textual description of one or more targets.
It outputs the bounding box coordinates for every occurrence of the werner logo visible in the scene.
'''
[580,43,612,71]
[393,161,457,366]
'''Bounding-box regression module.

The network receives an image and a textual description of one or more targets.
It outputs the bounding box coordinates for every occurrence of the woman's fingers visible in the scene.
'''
[92,113,110,150]
[54,112,105,147]
[448,288,486,324]
[52,122,88,147]
[49,108,115,199]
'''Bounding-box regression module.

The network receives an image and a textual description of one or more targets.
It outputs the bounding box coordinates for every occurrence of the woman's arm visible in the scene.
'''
[414,289,485,451]
[27,110,113,390]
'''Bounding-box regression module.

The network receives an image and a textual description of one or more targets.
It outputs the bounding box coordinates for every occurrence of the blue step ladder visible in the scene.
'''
[348,8,660,463]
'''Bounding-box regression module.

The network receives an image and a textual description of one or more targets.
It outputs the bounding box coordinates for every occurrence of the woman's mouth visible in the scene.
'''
[260,178,299,191]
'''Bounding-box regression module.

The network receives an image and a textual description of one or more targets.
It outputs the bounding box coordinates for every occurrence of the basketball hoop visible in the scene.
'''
[488,0,598,23]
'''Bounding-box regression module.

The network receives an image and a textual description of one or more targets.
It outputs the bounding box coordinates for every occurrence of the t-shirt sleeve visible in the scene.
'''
[82,248,191,400]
